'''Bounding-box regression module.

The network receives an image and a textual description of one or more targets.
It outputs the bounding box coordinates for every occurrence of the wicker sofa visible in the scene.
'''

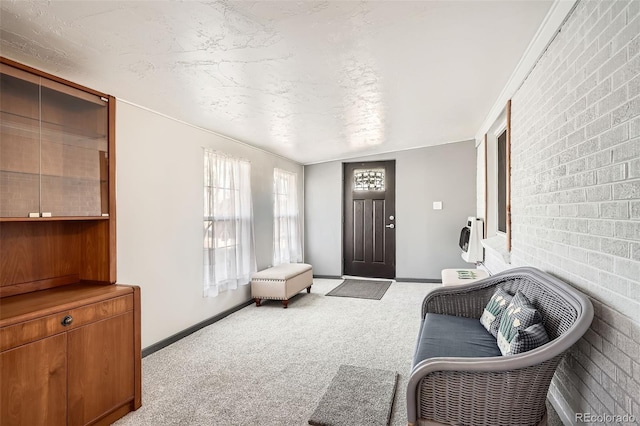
[407,267,593,426]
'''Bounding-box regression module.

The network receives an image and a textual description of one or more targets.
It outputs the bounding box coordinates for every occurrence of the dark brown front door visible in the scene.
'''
[343,160,396,279]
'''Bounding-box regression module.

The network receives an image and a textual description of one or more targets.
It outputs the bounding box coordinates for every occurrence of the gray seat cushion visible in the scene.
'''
[412,313,501,367]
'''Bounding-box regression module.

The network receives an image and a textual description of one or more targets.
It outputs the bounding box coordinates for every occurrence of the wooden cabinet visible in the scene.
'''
[0,57,116,296]
[0,285,142,426]
[0,58,140,425]
[1,334,67,426]
[68,312,134,425]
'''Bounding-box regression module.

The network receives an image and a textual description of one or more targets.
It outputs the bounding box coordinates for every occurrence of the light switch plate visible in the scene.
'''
[433,201,443,210]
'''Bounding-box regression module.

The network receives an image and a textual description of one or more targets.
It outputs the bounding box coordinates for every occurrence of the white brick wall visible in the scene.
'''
[485,0,640,423]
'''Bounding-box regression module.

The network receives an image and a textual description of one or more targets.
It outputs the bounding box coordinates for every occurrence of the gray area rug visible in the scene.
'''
[326,279,392,300]
[309,365,398,426]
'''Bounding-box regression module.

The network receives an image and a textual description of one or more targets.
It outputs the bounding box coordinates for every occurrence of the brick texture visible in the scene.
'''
[490,0,640,422]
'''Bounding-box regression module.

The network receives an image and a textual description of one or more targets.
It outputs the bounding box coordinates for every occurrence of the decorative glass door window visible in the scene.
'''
[353,169,385,191]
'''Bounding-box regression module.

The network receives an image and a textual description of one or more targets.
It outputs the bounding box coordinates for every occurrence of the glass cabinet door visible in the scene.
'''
[0,64,41,218]
[40,80,109,217]
[0,63,109,218]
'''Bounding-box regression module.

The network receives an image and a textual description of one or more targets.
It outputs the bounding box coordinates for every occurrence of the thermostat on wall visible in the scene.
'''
[433,201,443,210]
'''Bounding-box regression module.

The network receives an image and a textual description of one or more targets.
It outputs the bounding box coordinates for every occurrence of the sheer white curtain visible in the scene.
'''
[273,168,302,266]
[204,150,256,297]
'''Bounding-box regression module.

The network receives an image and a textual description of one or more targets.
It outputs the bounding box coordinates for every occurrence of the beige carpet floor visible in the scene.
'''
[114,278,565,425]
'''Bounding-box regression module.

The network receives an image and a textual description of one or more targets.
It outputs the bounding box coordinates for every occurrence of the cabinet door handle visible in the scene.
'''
[61,315,73,326]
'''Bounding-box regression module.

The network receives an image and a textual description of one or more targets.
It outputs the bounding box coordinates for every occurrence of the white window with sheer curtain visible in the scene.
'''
[203,150,256,297]
[273,168,302,266]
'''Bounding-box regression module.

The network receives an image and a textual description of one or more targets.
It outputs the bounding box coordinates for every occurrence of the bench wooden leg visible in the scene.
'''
[306,285,312,293]
[282,300,289,309]
[254,298,261,307]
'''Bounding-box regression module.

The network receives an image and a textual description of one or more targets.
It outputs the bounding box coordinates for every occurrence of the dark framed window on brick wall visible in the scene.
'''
[497,129,508,234]
[484,100,512,252]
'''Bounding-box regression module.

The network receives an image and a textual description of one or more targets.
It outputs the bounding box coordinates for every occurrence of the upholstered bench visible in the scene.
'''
[251,263,313,308]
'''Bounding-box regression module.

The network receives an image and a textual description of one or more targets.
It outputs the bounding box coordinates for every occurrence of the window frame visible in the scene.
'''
[272,168,302,265]
[495,125,508,235]
[484,99,512,251]
[203,150,254,296]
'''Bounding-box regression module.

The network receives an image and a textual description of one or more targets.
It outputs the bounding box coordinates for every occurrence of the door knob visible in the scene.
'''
[385,224,395,229]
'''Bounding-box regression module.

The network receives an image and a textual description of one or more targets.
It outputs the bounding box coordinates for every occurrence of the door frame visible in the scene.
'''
[342,160,396,279]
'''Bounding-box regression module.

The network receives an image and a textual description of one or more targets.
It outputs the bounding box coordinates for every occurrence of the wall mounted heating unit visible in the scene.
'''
[459,217,484,263]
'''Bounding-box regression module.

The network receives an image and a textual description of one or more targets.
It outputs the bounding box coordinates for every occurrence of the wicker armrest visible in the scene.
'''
[407,354,563,425]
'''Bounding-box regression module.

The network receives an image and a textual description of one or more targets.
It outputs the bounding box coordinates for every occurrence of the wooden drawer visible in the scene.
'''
[0,294,133,352]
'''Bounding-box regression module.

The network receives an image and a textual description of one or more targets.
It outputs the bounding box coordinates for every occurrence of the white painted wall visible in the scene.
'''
[303,161,343,275]
[305,141,477,280]
[115,101,303,348]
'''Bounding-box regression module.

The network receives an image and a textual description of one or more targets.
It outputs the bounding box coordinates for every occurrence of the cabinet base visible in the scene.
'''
[90,400,138,426]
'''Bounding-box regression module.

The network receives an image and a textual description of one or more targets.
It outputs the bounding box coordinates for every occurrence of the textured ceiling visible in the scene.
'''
[1,1,553,164]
